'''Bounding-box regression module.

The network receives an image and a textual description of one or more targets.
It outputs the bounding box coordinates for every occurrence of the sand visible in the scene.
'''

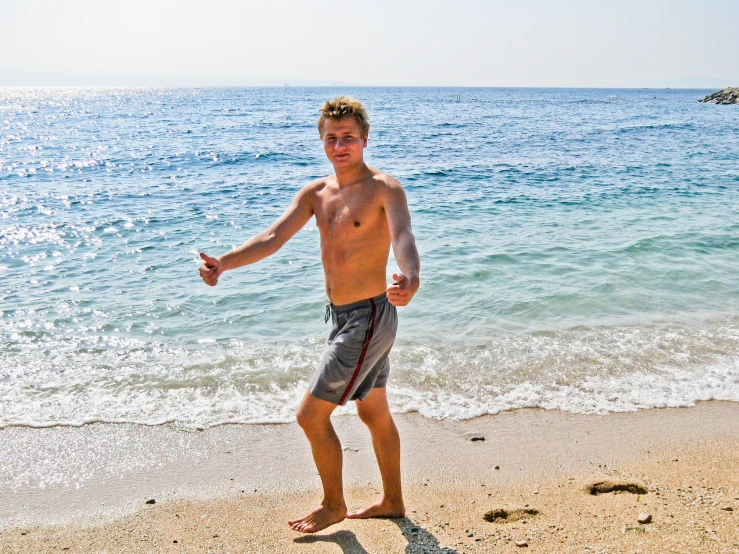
[1,401,738,553]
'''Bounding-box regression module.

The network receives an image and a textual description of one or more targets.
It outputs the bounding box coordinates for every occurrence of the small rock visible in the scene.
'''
[411,527,419,533]
[173,540,178,544]
[342,446,359,452]
[515,540,529,547]
[494,465,500,470]
[145,498,156,505]
[470,436,485,442]
[637,513,652,524]
[721,506,733,511]
[467,532,474,537]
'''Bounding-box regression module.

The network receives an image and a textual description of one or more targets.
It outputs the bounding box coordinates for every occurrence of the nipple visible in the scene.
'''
[354,221,360,227]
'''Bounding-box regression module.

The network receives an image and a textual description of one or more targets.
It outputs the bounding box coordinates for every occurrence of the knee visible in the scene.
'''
[295,408,313,430]
[357,407,390,428]
[356,408,375,426]
[296,405,328,431]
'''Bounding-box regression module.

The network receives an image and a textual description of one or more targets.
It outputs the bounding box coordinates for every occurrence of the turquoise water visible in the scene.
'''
[1,87,738,426]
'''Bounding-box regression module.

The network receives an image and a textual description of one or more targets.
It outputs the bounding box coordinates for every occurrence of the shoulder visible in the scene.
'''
[369,170,404,195]
[370,169,401,189]
[370,171,406,204]
[302,176,331,194]
[295,177,330,201]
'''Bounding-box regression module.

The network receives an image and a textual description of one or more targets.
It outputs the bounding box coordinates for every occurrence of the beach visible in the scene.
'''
[2,401,738,553]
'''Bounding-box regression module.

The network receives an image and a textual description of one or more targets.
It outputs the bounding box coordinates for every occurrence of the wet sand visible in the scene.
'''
[1,401,738,552]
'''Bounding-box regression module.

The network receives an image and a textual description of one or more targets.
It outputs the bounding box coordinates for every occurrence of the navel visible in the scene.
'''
[353,221,361,227]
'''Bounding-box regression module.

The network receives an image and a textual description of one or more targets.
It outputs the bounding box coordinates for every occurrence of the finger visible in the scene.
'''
[200,252,219,267]
[392,273,405,284]
[388,296,407,306]
[386,290,405,302]
[199,264,216,275]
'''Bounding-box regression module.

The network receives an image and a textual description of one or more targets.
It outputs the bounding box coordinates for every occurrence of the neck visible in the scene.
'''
[334,161,368,187]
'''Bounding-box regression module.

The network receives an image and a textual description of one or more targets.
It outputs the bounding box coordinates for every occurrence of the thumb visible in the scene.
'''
[392,273,405,284]
[200,252,219,267]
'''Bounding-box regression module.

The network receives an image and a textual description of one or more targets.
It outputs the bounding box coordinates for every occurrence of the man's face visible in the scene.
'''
[321,117,367,169]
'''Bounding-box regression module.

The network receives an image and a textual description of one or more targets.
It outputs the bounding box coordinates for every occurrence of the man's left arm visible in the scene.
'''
[383,177,420,307]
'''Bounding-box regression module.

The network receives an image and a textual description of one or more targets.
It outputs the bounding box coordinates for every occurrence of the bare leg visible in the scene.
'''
[347,387,406,519]
[288,392,347,533]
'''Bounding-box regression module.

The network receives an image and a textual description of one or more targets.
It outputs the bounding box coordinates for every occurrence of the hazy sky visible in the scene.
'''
[2,0,737,87]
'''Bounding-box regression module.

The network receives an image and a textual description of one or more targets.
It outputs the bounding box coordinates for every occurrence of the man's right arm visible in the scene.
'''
[199,183,316,286]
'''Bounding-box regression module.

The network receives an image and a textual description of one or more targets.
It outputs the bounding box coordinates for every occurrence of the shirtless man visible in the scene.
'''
[198,96,420,534]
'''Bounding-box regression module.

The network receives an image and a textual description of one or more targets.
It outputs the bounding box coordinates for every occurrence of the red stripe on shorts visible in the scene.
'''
[338,298,377,406]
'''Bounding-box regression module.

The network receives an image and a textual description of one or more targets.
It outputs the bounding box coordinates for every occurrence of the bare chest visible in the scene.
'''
[315,192,384,236]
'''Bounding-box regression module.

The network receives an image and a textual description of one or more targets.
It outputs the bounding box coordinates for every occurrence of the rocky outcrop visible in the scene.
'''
[699,87,739,104]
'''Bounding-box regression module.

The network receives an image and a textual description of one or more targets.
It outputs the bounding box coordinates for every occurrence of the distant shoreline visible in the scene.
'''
[0,84,732,90]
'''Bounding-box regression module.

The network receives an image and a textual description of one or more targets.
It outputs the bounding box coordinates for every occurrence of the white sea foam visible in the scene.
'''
[1,318,738,428]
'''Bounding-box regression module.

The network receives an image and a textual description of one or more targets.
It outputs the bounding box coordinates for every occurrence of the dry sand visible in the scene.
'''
[1,401,738,553]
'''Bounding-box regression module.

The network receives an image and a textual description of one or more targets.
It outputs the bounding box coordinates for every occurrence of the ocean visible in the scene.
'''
[2,86,738,428]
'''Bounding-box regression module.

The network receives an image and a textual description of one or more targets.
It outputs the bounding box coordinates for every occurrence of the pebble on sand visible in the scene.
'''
[145,499,156,505]
[637,513,652,524]
[515,540,529,547]
[470,436,485,442]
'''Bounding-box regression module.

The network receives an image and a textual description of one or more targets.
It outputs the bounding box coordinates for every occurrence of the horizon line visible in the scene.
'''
[0,84,733,90]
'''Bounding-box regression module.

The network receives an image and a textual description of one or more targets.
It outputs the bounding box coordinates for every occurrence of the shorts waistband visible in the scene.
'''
[330,293,388,314]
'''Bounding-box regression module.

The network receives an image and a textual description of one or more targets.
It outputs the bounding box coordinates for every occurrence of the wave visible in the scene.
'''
[2,316,738,428]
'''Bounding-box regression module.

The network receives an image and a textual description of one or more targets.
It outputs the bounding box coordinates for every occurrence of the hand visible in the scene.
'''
[386,273,419,307]
[199,252,223,286]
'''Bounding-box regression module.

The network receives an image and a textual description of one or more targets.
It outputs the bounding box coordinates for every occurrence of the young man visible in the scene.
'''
[199,96,420,533]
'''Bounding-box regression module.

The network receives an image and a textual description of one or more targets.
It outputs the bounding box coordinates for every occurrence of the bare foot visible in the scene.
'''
[288,503,347,533]
[347,499,406,519]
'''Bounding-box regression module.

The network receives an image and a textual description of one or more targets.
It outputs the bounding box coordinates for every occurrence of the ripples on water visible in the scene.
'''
[1,87,738,426]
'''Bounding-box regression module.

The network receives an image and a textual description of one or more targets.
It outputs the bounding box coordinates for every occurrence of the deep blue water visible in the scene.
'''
[1,87,738,426]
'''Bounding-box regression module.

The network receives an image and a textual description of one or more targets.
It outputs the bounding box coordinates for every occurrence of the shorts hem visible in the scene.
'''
[309,387,344,406]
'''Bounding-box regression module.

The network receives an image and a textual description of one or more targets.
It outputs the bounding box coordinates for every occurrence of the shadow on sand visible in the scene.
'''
[294,518,460,554]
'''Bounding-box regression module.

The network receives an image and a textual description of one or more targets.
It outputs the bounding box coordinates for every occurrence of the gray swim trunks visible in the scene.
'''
[309,293,398,406]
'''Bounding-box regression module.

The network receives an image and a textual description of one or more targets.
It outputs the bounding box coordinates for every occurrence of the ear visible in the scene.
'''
[363,134,368,147]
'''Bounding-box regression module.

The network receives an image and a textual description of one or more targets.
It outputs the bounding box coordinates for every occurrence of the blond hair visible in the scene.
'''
[317,96,370,137]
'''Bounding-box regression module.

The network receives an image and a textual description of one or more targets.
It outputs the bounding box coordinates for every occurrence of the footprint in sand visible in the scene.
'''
[483,508,540,523]
[585,480,648,496]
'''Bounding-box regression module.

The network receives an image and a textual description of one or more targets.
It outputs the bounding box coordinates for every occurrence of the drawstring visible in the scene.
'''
[324,302,331,324]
